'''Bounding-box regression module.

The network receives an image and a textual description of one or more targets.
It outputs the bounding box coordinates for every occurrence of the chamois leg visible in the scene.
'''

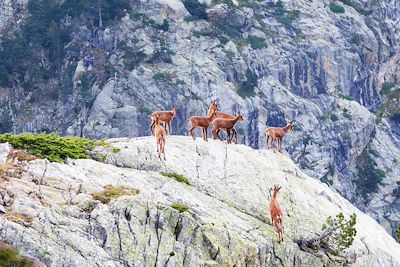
[168,122,172,135]
[266,135,270,149]
[157,139,161,159]
[227,129,232,144]
[231,128,238,144]
[189,126,196,140]
[161,138,166,160]
[150,120,155,135]
[216,129,223,141]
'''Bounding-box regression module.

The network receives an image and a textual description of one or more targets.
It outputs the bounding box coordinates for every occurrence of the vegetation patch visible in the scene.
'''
[271,1,299,26]
[92,185,139,204]
[330,3,345,13]
[320,165,334,186]
[355,148,385,201]
[0,100,13,134]
[171,202,189,213]
[248,36,267,49]
[397,225,400,241]
[182,0,208,20]
[296,212,357,260]
[0,133,103,163]
[338,0,372,15]
[160,172,191,185]
[5,211,34,227]
[0,246,33,267]
[339,94,353,101]
[382,82,396,95]
[237,69,258,98]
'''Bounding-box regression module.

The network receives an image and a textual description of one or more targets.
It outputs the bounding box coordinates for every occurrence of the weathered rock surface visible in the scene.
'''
[0,0,399,238]
[0,138,399,266]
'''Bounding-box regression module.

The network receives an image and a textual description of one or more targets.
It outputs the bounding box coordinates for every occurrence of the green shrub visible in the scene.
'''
[338,0,372,15]
[92,185,139,204]
[271,1,299,26]
[0,133,103,162]
[330,114,339,122]
[182,0,208,20]
[382,82,396,94]
[355,149,386,200]
[0,247,32,267]
[237,69,258,98]
[153,73,172,82]
[171,202,189,213]
[248,36,267,49]
[322,212,357,252]
[397,225,400,241]
[160,172,191,185]
[339,94,353,101]
[330,3,345,13]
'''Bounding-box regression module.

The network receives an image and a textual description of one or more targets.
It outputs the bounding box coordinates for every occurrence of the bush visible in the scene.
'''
[171,202,189,213]
[382,82,395,94]
[153,73,172,82]
[330,114,339,122]
[355,149,385,200]
[322,213,357,251]
[339,94,353,101]
[296,213,357,259]
[397,225,400,241]
[248,36,267,49]
[237,69,258,98]
[0,133,103,162]
[0,247,32,267]
[330,3,345,13]
[182,0,208,20]
[160,172,191,185]
[92,185,139,204]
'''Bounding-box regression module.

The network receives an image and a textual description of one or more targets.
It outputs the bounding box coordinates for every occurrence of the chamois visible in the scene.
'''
[153,114,166,160]
[211,112,244,144]
[265,121,294,152]
[188,109,217,141]
[269,185,284,243]
[150,106,177,135]
[207,100,238,143]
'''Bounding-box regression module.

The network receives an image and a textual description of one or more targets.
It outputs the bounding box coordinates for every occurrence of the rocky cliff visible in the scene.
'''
[0,0,399,238]
[0,137,400,266]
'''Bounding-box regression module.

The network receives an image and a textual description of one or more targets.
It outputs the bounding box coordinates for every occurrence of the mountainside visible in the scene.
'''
[1,137,400,266]
[0,0,399,238]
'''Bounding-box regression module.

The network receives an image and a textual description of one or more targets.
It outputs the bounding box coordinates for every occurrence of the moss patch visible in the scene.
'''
[92,185,139,204]
[0,246,33,267]
[171,202,189,213]
[160,172,191,185]
[0,133,104,163]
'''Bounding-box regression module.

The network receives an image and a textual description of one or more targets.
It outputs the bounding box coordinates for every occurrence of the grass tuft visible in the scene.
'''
[92,185,139,204]
[160,172,191,185]
[171,202,189,213]
[0,246,32,267]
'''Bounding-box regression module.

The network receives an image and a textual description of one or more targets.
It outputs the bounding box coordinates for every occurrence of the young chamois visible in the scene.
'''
[211,112,243,144]
[150,105,177,135]
[269,185,284,243]
[153,114,166,160]
[188,109,217,141]
[207,100,238,143]
[265,121,294,152]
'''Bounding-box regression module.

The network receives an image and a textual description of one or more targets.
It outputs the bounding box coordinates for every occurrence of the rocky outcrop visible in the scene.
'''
[0,0,399,238]
[0,138,400,266]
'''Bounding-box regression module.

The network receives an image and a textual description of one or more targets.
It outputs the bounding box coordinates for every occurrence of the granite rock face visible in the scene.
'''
[0,0,399,237]
[0,139,400,266]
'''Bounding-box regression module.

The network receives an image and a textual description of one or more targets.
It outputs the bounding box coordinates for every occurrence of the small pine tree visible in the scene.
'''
[322,212,357,254]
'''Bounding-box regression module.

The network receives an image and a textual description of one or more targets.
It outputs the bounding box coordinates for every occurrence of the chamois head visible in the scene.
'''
[236,111,244,122]
[172,105,177,115]
[272,185,281,197]
[154,114,161,125]
[209,100,218,113]
[288,121,294,131]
